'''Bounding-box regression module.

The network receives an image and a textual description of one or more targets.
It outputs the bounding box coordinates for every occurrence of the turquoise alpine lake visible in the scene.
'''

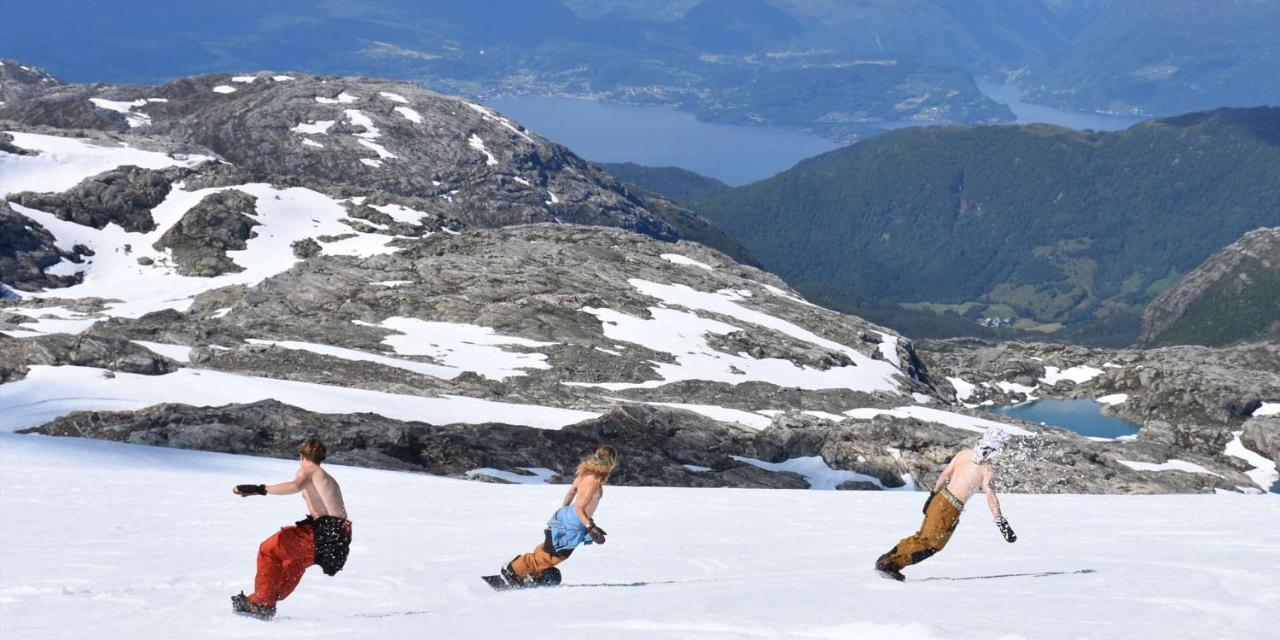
[991,398,1140,439]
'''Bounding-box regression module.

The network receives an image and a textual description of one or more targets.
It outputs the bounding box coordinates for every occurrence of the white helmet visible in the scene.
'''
[973,426,1011,463]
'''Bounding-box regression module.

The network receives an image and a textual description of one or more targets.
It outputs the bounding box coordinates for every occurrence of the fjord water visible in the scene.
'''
[493,83,1142,186]
[992,399,1140,439]
[977,83,1144,131]
[491,95,839,185]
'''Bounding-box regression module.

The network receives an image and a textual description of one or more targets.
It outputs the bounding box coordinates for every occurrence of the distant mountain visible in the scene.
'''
[600,162,727,203]
[1139,227,1280,347]
[690,107,1280,344]
[1026,0,1280,116]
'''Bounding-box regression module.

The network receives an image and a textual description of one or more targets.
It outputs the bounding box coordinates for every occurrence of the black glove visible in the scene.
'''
[235,484,267,497]
[586,521,607,545]
[995,517,1017,543]
[922,491,936,515]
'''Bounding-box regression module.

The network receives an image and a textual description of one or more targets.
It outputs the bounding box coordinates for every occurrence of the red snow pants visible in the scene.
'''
[249,524,315,607]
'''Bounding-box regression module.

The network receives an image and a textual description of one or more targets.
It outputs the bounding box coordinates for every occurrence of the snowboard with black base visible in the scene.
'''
[482,566,563,590]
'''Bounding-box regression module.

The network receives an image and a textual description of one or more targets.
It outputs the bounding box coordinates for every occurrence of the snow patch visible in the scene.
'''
[292,120,336,135]
[316,92,360,104]
[130,341,192,363]
[87,98,152,128]
[661,254,714,271]
[231,75,257,83]
[0,365,597,432]
[378,91,410,104]
[211,85,236,94]
[345,110,381,139]
[1254,402,1280,417]
[393,106,423,124]
[246,339,457,380]
[1040,365,1104,386]
[948,377,976,402]
[468,134,498,166]
[464,101,534,142]
[568,280,902,393]
[731,455,917,491]
[354,317,555,382]
[761,283,817,307]
[1097,393,1129,405]
[844,406,1034,436]
[1,131,212,197]
[465,467,557,484]
[6,183,402,324]
[370,280,413,287]
[357,138,397,159]
[1224,431,1279,490]
[367,204,427,225]
[1117,459,1221,477]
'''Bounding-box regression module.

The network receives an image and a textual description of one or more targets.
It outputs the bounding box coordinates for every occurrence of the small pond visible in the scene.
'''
[991,398,1140,439]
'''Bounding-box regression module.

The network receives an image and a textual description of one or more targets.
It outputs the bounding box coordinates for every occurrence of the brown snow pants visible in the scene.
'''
[509,532,571,579]
[878,488,963,571]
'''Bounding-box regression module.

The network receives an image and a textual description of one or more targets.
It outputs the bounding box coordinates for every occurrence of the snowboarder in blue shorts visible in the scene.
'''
[488,446,616,589]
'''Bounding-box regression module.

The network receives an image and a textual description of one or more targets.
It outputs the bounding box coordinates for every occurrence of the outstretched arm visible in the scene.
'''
[266,469,307,496]
[235,469,306,496]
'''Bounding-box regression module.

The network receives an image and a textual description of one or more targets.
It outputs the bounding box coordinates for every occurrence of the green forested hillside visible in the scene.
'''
[600,162,728,203]
[691,107,1280,344]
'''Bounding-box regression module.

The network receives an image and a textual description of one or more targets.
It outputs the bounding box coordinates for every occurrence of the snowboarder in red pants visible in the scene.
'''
[230,439,352,620]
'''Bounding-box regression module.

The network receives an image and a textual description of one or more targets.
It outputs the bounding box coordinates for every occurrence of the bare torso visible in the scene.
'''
[299,465,348,519]
[939,451,993,503]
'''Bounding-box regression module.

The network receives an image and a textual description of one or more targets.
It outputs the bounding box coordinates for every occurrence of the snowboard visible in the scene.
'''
[482,568,562,590]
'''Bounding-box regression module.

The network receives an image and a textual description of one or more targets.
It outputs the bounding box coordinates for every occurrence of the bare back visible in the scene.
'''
[562,472,605,525]
[298,465,348,519]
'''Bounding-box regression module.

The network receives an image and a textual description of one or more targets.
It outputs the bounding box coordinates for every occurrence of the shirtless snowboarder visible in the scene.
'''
[488,446,617,589]
[230,438,353,619]
[875,427,1017,581]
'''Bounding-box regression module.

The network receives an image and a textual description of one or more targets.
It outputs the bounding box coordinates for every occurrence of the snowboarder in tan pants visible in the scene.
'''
[494,446,616,588]
[875,427,1017,581]
[230,439,353,619]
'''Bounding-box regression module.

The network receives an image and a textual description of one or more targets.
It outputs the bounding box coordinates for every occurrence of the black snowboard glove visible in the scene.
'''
[586,521,607,545]
[995,517,1017,543]
[235,484,267,497]
[922,491,936,515]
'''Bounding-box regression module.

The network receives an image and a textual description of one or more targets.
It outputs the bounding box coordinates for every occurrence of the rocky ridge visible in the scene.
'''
[1139,227,1280,346]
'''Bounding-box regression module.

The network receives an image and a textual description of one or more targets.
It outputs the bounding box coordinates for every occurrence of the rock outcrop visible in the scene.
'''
[1139,227,1280,346]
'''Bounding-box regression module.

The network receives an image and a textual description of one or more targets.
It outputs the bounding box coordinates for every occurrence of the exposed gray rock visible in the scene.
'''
[153,189,259,276]
[9,165,182,232]
[0,333,177,383]
[0,201,80,290]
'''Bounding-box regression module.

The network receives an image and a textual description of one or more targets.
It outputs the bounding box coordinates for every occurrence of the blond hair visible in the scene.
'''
[576,445,617,480]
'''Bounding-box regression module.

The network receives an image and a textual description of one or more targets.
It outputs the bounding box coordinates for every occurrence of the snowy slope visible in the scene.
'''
[2,434,1277,640]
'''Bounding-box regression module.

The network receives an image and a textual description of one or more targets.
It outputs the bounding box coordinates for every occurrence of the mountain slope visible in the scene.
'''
[599,162,727,203]
[0,59,752,266]
[690,107,1280,343]
[1026,0,1280,116]
[1,434,1278,639]
[1139,227,1280,347]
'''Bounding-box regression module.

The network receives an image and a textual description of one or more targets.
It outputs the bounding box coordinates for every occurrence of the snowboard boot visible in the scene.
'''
[499,561,527,589]
[531,567,562,587]
[231,591,277,620]
[874,555,905,582]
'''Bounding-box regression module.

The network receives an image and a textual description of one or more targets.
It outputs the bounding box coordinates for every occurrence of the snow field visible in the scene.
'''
[0,131,212,196]
[1,434,1276,640]
[0,365,599,432]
